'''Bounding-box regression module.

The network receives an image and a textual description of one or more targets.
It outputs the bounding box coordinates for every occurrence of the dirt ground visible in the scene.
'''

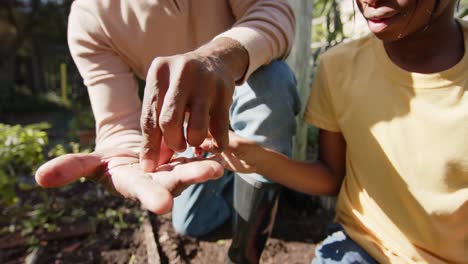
[1,113,334,263]
[1,186,334,264]
[153,189,334,264]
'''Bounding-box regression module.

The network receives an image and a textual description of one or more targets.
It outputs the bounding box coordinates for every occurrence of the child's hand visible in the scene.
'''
[197,131,261,174]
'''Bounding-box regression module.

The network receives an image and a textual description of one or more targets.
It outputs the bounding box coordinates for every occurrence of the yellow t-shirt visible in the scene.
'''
[305,21,468,264]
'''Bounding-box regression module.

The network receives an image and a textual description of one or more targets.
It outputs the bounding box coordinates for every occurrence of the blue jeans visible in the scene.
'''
[312,225,378,264]
[172,60,300,236]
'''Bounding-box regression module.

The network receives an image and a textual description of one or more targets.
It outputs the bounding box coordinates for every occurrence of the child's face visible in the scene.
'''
[356,0,454,42]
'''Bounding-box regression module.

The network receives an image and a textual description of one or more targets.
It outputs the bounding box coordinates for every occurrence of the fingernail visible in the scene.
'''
[141,159,157,172]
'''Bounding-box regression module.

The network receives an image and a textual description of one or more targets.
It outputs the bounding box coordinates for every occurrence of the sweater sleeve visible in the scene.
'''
[216,0,295,83]
[67,3,142,152]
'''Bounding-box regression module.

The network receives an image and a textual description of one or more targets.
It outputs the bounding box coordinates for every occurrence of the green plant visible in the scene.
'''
[459,0,468,18]
[48,141,91,158]
[307,125,319,151]
[312,0,346,49]
[0,122,61,251]
[0,123,50,205]
[458,7,468,18]
[0,122,136,254]
[97,207,144,237]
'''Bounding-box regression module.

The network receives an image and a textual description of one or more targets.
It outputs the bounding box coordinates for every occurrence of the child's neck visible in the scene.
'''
[383,13,464,74]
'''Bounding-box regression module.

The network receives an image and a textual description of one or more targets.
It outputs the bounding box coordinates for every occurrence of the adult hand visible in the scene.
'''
[198,131,260,174]
[35,149,224,214]
[140,37,249,172]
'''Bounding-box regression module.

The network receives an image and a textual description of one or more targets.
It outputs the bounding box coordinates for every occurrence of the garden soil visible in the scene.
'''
[1,188,334,264]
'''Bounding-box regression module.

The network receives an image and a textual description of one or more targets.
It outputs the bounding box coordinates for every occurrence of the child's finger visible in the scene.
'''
[198,138,216,153]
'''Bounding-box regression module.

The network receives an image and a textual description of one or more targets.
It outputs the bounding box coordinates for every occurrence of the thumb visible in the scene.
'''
[35,149,136,188]
[35,152,105,188]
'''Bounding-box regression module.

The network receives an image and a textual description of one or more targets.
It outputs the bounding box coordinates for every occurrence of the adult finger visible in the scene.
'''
[208,86,231,152]
[185,74,212,147]
[186,97,210,147]
[158,59,191,152]
[140,60,170,172]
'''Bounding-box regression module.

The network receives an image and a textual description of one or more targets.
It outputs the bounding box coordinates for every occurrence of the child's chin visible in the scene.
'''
[371,30,402,43]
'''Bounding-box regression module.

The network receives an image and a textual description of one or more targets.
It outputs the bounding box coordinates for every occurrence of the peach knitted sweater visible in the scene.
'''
[68,0,295,152]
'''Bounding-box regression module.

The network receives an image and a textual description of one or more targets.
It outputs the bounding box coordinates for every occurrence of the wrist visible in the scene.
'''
[195,37,249,83]
[252,145,270,175]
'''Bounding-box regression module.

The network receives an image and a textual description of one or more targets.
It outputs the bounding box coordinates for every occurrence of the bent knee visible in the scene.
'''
[249,60,297,90]
[172,203,231,237]
[172,217,195,237]
[247,61,300,116]
[172,212,230,237]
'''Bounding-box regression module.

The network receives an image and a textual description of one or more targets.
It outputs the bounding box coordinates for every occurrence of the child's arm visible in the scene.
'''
[202,130,346,196]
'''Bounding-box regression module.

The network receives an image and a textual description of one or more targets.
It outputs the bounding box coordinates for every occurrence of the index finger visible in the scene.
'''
[208,95,230,152]
[140,60,170,172]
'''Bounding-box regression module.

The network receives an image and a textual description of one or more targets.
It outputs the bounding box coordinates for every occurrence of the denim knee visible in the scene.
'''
[312,225,377,264]
[172,172,234,237]
[231,60,301,157]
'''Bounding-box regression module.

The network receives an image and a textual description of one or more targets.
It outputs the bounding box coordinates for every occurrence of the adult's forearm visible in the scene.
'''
[194,37,249,84]
[86,80,143,153]
[91,100,142,153]
[94,126,141,153]
[217,0,295,82]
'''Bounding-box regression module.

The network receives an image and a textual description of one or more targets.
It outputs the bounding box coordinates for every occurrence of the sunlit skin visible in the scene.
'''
[356,0,463,73]
[35,149,225,215]
[35,38,247,215]
[35,0,464,218]
[189,1,468,262]
[357,0,438,41]
[139,38,248,172]
[200,0,465,198]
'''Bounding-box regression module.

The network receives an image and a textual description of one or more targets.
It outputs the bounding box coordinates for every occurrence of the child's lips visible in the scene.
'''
[366,13,399,32]
[368,16,388,22]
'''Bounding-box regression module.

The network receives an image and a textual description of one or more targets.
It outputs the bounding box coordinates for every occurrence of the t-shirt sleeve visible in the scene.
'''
[215,0,295,83]
[304,59,341,132]
[68,3,142,152]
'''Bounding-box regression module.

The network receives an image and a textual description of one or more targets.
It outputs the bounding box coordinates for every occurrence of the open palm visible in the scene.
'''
[35,148,224,214]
